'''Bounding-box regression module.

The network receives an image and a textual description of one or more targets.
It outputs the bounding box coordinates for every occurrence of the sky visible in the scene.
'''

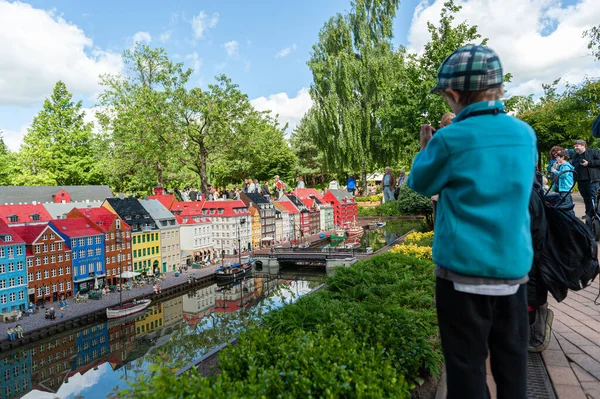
[1,0,599,152]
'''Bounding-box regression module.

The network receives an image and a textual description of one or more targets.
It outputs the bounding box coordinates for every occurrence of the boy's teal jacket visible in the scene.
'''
[408,101,538,280]
[552,162,575,192]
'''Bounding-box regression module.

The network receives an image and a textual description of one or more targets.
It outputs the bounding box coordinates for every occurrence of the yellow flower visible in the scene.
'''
[404,231,434,244]
[389,243,433,260]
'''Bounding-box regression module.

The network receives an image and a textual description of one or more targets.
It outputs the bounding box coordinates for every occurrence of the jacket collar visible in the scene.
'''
[453,100,505,123]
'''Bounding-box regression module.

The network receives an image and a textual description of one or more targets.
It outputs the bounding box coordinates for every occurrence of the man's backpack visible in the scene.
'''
[532,173,600,302]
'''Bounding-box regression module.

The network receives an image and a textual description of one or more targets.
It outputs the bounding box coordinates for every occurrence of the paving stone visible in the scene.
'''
[580,345,600,360]
[546,365,581,386]
[542,349,571,367]
[571,363,598,383]
[559,332,596,347]
[556,334,583,354]
[567,353,600,380]
[553,320,573,334]
[548,332,562,351]
[553,384,588,399]
[580,381,600,399]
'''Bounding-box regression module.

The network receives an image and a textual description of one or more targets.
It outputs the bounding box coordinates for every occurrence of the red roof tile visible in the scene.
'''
[148,194,178,210]
[72,207,130,232]
[0,204,53,224]
[49,218,104,237]
[8,224,49,244]
[292,188,324,200]
[0,219,25,244]
[173,200,250,217]
[301,198,315,209]
[275,201,300,215]
[175,215,211,225]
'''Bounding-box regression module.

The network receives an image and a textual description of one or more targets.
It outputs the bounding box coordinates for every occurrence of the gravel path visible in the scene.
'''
[0,266,218,342]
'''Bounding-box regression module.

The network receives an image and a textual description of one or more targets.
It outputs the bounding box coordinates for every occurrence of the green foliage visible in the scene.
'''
[98,45,191,191]
[117,253,442,398]
[0,136,20,185]
[354,195,382,202]
[518,78,600,168]
[307,0,402,194]
[18,81,104,186]
[290,109,330,185]
[584,25,600,61]
[396,187,434,227]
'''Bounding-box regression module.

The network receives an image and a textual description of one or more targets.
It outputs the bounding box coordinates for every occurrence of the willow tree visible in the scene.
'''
[98,45,190,190]
[307,0,401,195]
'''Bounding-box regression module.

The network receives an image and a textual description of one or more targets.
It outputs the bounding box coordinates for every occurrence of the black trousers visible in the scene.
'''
[578,180,600,217]
[436,278,528,399]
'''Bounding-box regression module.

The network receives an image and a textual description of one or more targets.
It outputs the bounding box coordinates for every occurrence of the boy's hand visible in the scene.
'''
[420,124,436,150]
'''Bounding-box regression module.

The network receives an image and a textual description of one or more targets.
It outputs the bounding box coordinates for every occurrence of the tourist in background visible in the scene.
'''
[572,139,600,218]
[381,167,396,202]
[347,175,357,195]
[296,176,305,188]
[550,150,575,215]
[262,180,271,201]
[328,178,340,190]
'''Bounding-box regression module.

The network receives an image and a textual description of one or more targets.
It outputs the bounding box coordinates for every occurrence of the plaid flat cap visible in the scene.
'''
[431,45,504,94]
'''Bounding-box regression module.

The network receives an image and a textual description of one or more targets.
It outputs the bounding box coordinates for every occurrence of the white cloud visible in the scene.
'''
[159,30,172,43]
[132,31,152,44]
[250,88,313,131]
[191,11,219,40]
[407,0,600,96]
[186,52,203,72]
[275,44,297,59]
[224,40,239,58]
[1,125,27,152]
[1,106,103,152]
[0,1,122,106]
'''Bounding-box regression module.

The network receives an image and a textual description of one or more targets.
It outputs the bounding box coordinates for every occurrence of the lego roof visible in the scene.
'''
[138,199,178,223]
[104,198,154,221]
[173,200,250,217]
[275,201,299,215]
[148,194,178,210]
[0,203,53,225]
[0,185,113,204]
[7,224,50,244]
[73,207,130,232]
[0,219,25,244]
[240,192,270,205]
[292,188,323,200]
[50,218,104,237]
[175,215,212,225]
[43,201,104,219]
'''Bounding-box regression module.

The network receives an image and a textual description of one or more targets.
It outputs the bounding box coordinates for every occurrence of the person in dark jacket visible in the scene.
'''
[528,172,553,352]
[571,139,600,217]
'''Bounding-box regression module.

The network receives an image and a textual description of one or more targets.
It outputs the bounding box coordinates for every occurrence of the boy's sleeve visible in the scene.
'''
[407,135,451,197]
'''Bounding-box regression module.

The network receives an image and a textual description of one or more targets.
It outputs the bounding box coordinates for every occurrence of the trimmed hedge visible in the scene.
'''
[117,253,441,399]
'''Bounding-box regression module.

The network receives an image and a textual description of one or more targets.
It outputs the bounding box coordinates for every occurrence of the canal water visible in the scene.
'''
[3,273,324,399]
[327,220,423,252]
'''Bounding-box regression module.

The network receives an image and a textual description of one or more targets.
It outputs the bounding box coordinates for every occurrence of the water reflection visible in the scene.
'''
[8,273,322,399]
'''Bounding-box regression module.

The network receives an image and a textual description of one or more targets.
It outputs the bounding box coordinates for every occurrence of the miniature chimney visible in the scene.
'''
[154,186,165,196]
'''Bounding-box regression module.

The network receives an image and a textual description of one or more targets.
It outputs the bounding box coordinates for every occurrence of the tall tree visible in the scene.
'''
[171,75,256,193]
[18,81,102,186]
[98,45,190,190]
[0,133,20,185]
[307,0,401,195]
[378,1,488,164]
[290,110,330,186]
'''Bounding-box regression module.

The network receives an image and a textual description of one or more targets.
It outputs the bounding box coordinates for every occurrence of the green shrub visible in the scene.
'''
[355,195,382,202]
[117,253,442,398]
[396,187,433,227]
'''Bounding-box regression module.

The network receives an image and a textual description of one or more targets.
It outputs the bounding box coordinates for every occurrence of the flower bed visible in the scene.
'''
[118,249,441,398]
[389,231,434,260]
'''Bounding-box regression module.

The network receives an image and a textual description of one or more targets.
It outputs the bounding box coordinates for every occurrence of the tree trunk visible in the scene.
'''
[361,159,367,197]
[156,162,164,187]
[199,139,209,194]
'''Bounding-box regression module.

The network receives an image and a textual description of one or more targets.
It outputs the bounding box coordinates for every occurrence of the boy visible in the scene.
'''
[408,45,537,399]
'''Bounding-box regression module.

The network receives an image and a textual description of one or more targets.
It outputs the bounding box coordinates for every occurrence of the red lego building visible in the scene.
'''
[322,189,358,228]
[10,224,73,304]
